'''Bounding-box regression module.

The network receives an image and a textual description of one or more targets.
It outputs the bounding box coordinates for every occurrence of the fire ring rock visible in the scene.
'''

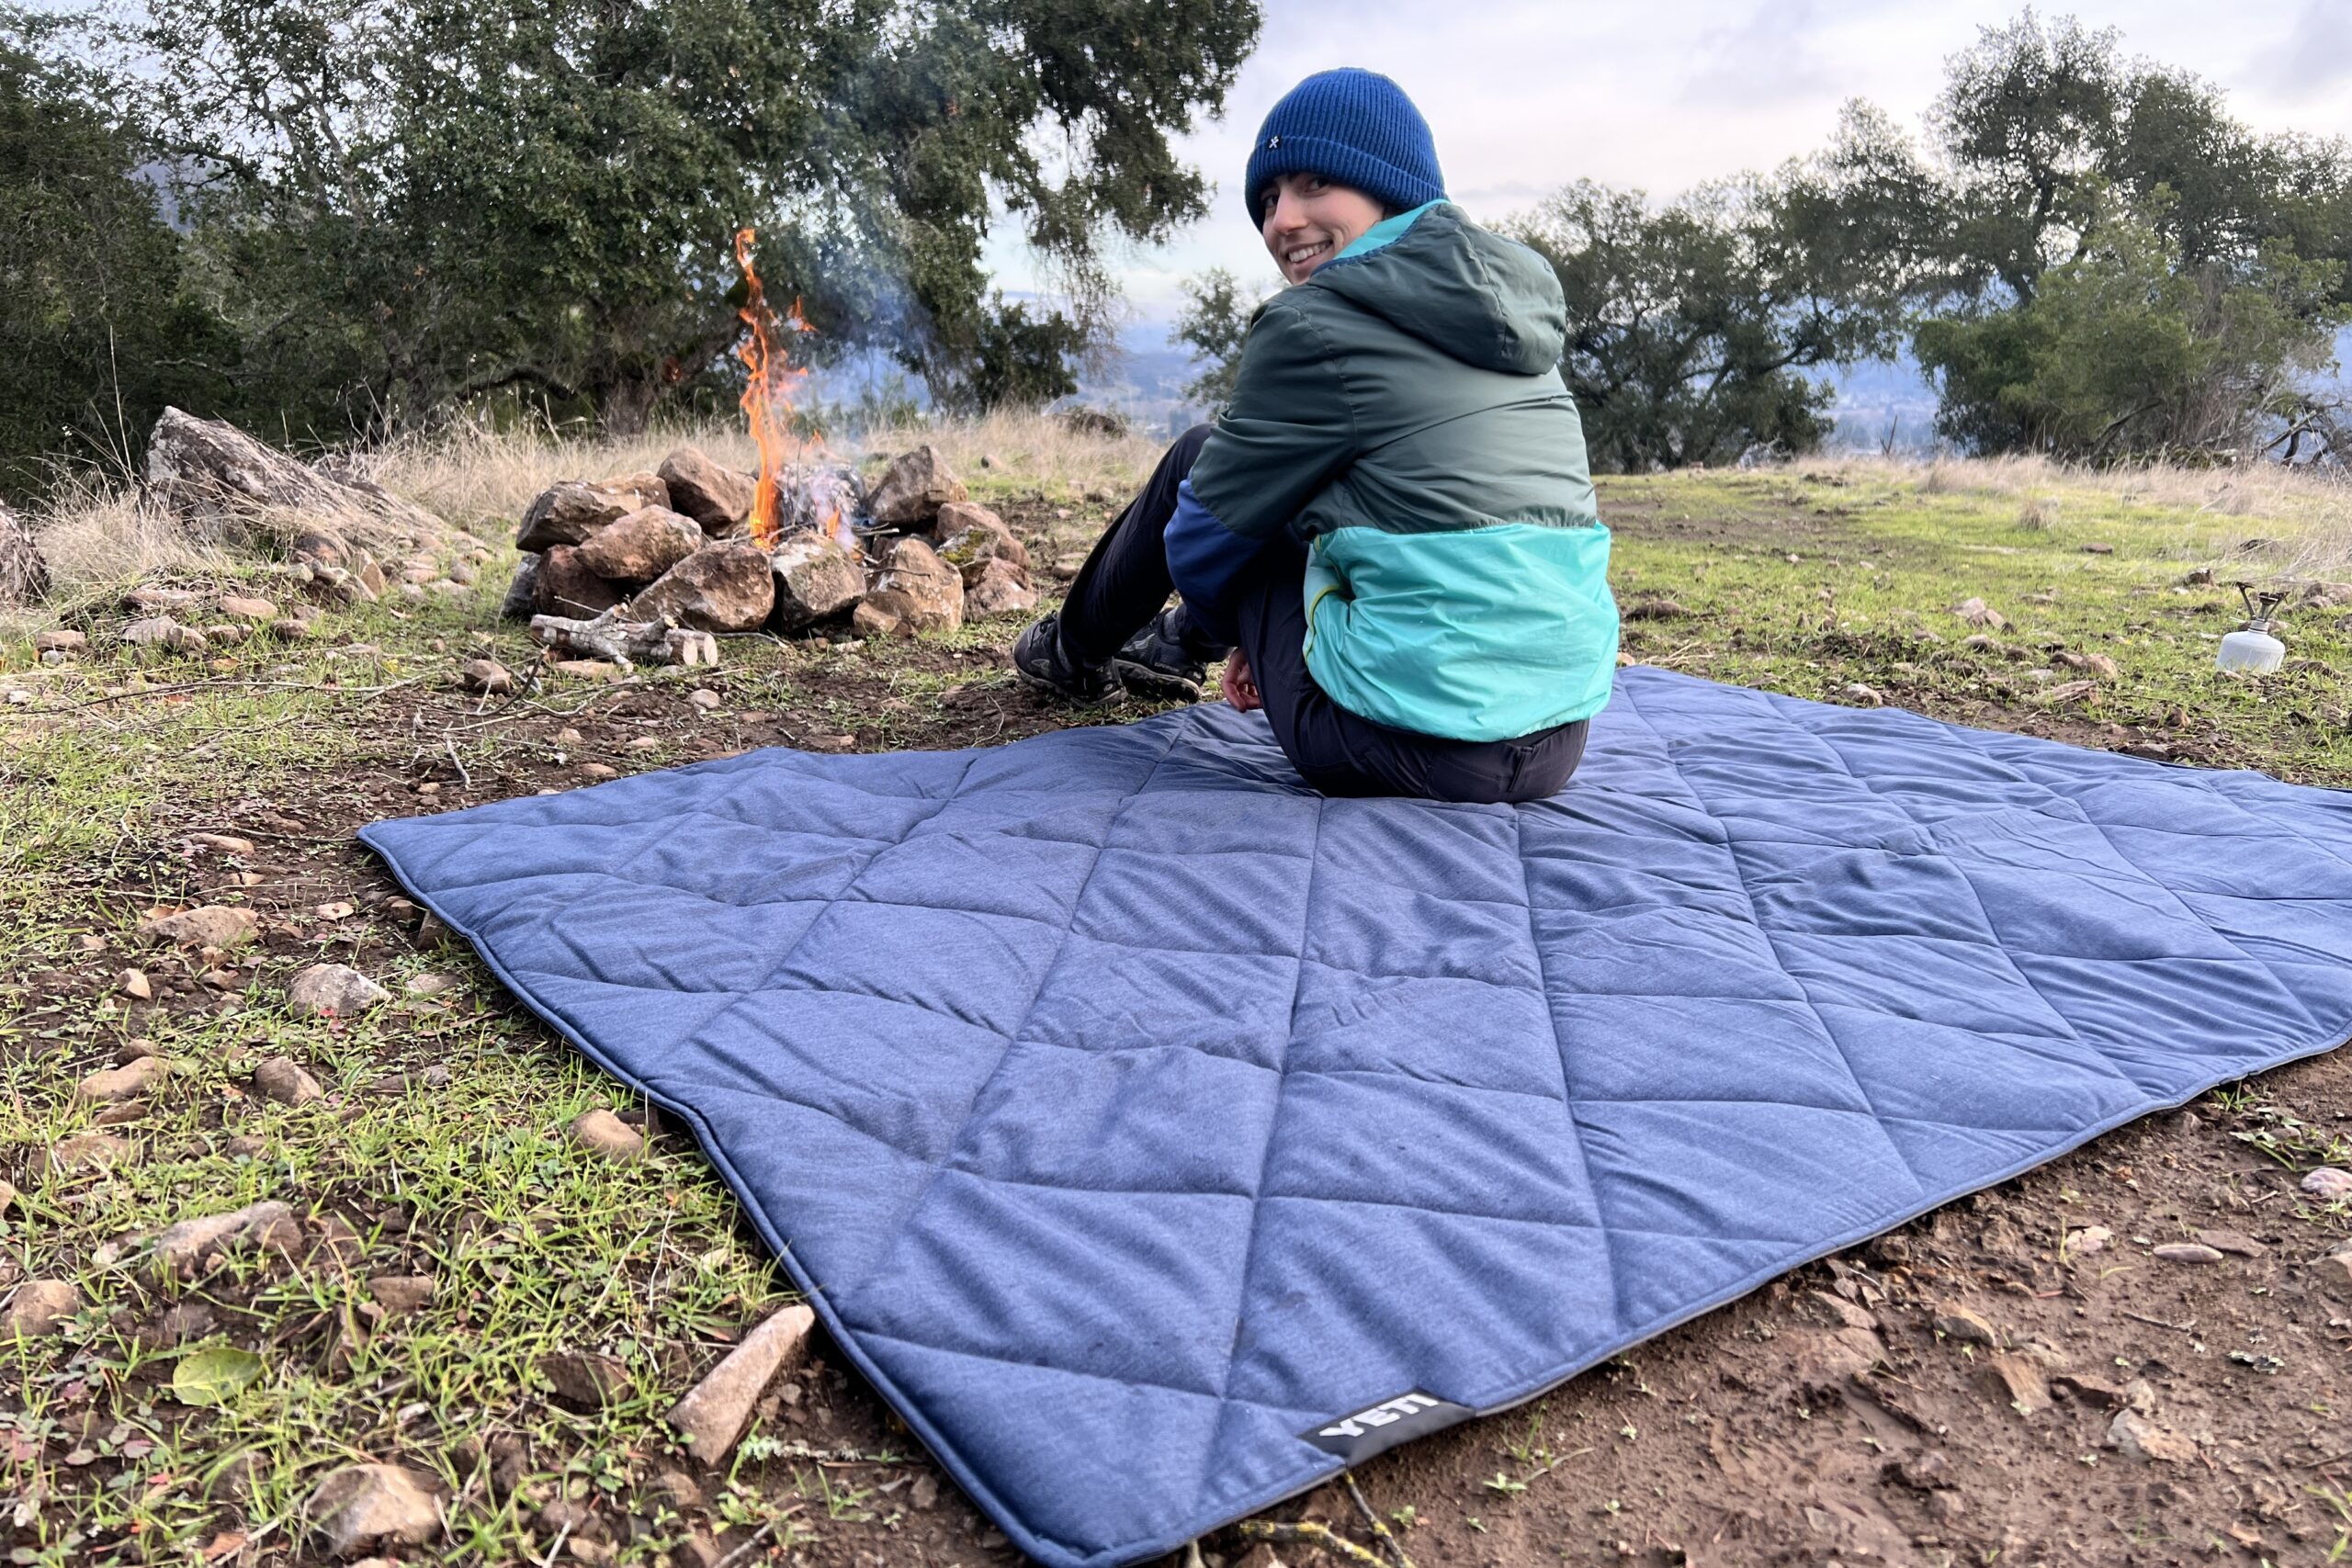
[633,542,776,634]
[871,536,964,633]
[659,447,758,536]
[533,546,626,618]
[768,534,865,632]
[571,506,704,583]
[865,445,967,528]
[516,480,639,553]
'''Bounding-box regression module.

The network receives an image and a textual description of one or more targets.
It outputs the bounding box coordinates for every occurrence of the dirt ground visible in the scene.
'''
[7,472,2352,1568]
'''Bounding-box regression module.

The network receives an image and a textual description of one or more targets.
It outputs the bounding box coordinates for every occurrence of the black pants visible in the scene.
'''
[1058,425,1589,805]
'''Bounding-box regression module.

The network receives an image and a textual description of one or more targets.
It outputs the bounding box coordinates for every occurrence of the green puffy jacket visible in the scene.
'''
[1164,200,1619,742]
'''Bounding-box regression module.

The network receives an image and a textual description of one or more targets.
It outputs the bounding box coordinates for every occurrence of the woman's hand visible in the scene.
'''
[1221,649,1261,713]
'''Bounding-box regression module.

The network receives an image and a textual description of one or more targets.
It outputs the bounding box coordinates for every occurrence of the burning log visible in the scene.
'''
[528,609,718,670]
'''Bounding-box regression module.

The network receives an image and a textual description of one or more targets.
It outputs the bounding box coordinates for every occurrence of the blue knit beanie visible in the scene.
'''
[1244,68,1445,229]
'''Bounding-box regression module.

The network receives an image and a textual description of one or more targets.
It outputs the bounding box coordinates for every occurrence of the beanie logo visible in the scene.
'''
[1266,135,1281,149]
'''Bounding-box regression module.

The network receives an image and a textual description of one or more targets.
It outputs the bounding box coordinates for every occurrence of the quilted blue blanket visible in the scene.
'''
[359,667,2352,1567]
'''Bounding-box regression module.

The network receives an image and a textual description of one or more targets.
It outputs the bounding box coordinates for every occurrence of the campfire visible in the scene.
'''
[496,231,1038,671]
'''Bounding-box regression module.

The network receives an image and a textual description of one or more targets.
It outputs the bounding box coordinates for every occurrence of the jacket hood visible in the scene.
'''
[1302,202,1566,376]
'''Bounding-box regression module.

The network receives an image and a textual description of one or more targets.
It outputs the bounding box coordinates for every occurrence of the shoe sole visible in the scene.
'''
[1013,665,1125,705]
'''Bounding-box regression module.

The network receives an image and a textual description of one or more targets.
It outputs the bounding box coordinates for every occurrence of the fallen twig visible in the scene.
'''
[58,677,427,711]
[1236,1518,1385,1564]
[1341,1472,1415,1568]
[2124,1310,2198,1334]
[710,1520,776,1568]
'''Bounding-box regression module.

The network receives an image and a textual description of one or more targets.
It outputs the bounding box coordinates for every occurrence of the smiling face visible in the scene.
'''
[1258,172,1386,285]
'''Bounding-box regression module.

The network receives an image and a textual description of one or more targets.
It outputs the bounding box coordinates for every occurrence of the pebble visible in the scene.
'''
[2195,1227,2267,1258]
[77,1055,168,1102]
[541,1349,632,1411]
[315,901,356,919]
[1842,682,1884,706]
[119,968,153,1000]
[578,762,619,781]
[1981,1352,2052,1416]
[107,1199,298,1279]
[1,1280,81,1337]
[689,688,721,710]
[667,1303,817,1464]
[253,1056,326,1106]
[34,628,87,655]
[218,594,278,620]
[572,1109,644,1163]
[306,1464,447,1557]
[367,1276,435,1318]
[2310,1255,2352,1301]
[2065,1224,2112,1257]
[47,1132,134,1173]
[2301,1168,2352,1201]
[288,963,391,1018]
[459,658,514,695]
[554,659,627,682]
[2108,1409,2196,1463]
[1805,1290,1877,1332]
[556,728,584,743]
[2151,1242,2225,1265]
[138,904,258,950]
[626,736,662,751]
[1932,1303,1999,1347]
[404,972,458,997]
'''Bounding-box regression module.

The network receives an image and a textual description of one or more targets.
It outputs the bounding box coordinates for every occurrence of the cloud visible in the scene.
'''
[2245,0,2352,98]
[1679,0,1838,107]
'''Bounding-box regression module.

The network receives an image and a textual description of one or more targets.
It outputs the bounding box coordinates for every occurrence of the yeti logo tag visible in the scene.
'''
[1301,1391,1473,1462]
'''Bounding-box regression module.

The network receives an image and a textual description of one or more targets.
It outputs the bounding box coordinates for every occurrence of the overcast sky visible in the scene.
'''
[1003,0,2352,326]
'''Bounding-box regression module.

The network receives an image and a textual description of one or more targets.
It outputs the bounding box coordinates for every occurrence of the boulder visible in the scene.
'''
[865,445,967,528]
[143,409,442,549]
[871,536,963,633]
[306,1463,446,1558]
[515,481,637,553]
[633,542,775,633]
[767,534,864,632]
[963,557,1037,617]
[533,545,626,617]
[572,506,704,583]
[0,497,47,604]
[659,448,757,536]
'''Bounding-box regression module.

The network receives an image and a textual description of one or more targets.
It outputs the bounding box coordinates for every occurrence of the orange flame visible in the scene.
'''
[733,226,811,549]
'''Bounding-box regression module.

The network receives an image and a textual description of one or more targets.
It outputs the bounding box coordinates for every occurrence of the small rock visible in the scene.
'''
[47,1132,134,1173]
[118,1199,297,1279]
[306,1463,447,1557]
[2151,1242,2225,1265]
[254,1056,326,1107]
[667,1303,818,1463]
[542,1349,632,1411]
[553,659,627,682]
[2065,1224,2112,1257]
[2195,1227,2267,1258]
[119,968,153,1000]
[219,594,278,620]
[368,1275,435,1317]
[34,627,88,656]
[2309,1254,2352,1300]
[139,904,258,950]
[625,735,661,752]
[572,1109,644,1162]
[2108,1410,2197,1464]
[2,1280,81,1337]
[1790,1325,1883,1388]
[1980,1352,2052,1416]
[2054,650,2120,678]
[1932,1303,1999,1347]
[459,659,514,695]
[189,832,257,856]
[288,963,391,1018]
[577,761,620,781]
[1951,597,2007,630]
[405,972,458,997]
[1623,597,1694,621]
[688,688,721,710]
[268,616,313,641]
[1051,556,1084,581]
[77,1055,168,1102]
[2301,1168,2352,1201]
[1842,682,1883,706]
[1804,1290,1877,1332]
[2080,542,2113,555]
[851,589,911,638]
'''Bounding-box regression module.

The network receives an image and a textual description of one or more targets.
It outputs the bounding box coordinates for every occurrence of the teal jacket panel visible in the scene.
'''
[1178,201,1619,743]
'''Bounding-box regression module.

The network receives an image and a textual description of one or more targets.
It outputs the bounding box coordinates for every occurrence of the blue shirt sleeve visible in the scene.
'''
[1163,477,1264,647]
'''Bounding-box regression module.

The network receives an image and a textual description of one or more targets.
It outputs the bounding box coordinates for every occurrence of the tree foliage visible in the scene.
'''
[102,0,1257,440]
[0,9,233,500]
[1168,266,1269,411]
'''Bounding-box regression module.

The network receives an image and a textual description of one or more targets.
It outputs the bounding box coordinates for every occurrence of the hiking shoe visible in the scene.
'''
[1012,612,1121,703]
[1112,609,1211,700]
